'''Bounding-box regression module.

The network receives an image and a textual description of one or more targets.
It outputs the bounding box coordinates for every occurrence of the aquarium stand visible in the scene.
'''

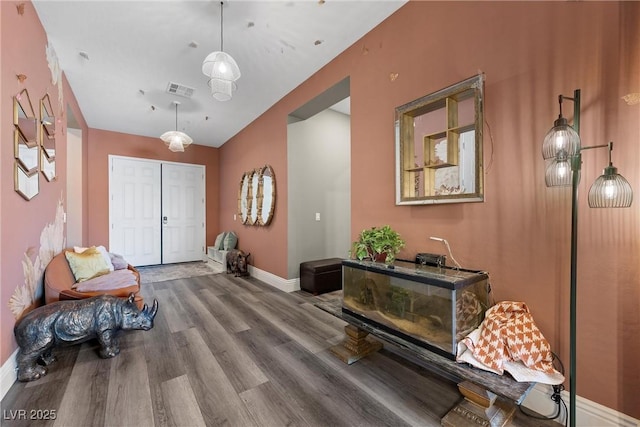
[330,324,383,365]
[441,381,516,427]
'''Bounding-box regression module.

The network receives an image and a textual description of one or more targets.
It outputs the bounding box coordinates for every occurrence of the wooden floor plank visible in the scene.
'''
[52,344,111,427]
[173,328,256,427]
[160,375,206,427]
[179,285,268,393]
[238,382,309,427]
[198,288,250,333]
[104,347,154,427]
[154,288,194,333]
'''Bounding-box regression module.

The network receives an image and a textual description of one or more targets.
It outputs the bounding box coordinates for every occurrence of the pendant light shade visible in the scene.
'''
[545,158,572,187]
[542,117,581,160]
[587,147,633,208]
[202,2,240,101]
[160,102,192,152]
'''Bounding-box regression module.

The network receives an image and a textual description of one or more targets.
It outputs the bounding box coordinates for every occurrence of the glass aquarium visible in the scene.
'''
[342,259,489,359]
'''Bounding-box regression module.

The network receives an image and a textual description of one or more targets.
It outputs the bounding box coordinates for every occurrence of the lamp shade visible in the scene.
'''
[207,77,237,102]
[545,158,572,187]
[160,130,192,153]
[588,165,633,207]
[202,51,241,82]
[542,117,581,160]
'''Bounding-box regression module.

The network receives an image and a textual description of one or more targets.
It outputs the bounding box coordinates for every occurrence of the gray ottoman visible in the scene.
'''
[300,258,343,295]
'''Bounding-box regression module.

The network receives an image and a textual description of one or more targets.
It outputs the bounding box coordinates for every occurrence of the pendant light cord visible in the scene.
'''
[220,1,224,52]
[175,103,178,131]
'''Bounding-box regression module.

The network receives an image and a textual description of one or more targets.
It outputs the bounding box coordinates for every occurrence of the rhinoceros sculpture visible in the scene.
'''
[226,249,250,277]
[14,293,158,382]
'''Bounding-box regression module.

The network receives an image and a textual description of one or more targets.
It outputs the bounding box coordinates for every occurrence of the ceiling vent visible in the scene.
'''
[166,81,195,98]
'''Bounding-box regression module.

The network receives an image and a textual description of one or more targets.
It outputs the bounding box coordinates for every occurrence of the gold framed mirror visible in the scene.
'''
[14,89,39,200]
[40,93,56,181]
[249,169,260,225]
[238,172,251,224]
[395,74,484,205]
[257,165,276,226]
[14,89,38,145]
[15,162,39,201]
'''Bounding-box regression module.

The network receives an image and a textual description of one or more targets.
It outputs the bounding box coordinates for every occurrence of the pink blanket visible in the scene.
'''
[74,269,137,292]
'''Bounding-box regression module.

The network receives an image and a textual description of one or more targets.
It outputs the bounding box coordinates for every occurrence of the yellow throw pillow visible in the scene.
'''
[65,246,111,284]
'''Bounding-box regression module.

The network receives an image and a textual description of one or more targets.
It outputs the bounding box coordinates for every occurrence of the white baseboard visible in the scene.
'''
[0,349,18,401]
[248,265,299,293]
[522,383,639,426]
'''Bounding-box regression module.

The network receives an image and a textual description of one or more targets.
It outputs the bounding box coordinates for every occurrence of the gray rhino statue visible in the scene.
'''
[14,293,158,382]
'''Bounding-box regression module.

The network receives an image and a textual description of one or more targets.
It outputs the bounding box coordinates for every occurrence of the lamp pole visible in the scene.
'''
[567,89,580,427]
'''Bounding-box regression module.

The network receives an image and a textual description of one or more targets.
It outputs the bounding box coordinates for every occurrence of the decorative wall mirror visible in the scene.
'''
[15,162,39,201]
[257,165,276,226]
[395,74,484,205]
[14,89,39,200]
[14,89,38,146]
[249,169,260,225]
[40,94,56,181]
[14,130,39,173]
[238,172,251,224]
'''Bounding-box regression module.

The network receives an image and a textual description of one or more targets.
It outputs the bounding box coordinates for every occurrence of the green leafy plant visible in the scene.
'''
[351,225,405,264]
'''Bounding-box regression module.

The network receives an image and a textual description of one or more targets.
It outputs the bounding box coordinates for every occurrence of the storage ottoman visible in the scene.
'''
[300,258,343,295]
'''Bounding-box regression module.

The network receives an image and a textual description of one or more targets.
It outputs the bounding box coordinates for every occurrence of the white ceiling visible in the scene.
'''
[32,0,405,148]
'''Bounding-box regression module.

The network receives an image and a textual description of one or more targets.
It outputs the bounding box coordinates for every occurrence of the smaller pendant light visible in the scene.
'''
[160,101,192,152]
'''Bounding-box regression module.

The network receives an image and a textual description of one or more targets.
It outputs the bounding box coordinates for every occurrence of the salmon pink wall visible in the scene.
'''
[0,1,87,364]
[219,1,639,418]
[85,129,220,249]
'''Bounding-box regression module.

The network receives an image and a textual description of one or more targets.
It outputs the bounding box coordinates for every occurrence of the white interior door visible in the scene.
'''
[66,128,83,247]
[109,157,162,266]
[161,163,205,264]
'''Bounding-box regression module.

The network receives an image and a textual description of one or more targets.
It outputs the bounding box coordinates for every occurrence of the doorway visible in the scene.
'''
[108,155,205,266]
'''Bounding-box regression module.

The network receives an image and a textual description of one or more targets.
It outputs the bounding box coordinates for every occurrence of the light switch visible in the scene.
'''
[233,214,237,221]
[315,212,321,221]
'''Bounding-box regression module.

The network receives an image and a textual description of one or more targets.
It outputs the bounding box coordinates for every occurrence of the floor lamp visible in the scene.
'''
[542,89,634,427]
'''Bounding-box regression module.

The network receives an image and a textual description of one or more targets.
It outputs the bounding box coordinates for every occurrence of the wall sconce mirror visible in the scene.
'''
[14,89,38,146]
[258,165,276,226]
[40,93,56,181]
[238,172,251,224]
[395,74,484,204]
[15,162,39,201]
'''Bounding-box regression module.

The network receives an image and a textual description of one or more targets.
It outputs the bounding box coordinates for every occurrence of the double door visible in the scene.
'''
[109,156,205,266]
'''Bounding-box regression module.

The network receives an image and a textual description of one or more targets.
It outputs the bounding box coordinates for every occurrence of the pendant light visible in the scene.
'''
[160,101,192,152]
[202,1,240,101]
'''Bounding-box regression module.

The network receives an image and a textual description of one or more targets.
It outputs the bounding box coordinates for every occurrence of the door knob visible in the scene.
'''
[162,216,168,224]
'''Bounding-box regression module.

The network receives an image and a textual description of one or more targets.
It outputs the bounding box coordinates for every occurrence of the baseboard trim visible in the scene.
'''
[522,383,638,426]
[248,266,300,293]
[1,348,18,401]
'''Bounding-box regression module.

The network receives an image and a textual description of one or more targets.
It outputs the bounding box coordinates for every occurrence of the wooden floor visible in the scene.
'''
[2,273,559,427]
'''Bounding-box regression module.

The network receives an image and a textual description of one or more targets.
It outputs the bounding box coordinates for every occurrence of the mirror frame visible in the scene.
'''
[249,169,260,225]
[40,93,56,181]
[257,165,276,226]
[238,172,251,224]
[14,129,39,173]
[14,162,40,201]
[395,74,484,205]
[14,89,38,146]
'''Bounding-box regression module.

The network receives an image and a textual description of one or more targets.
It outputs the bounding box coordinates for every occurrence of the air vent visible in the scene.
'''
[166,81,195,98]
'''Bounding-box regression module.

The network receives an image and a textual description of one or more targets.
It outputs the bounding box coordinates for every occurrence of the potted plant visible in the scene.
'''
[351,225,406,264]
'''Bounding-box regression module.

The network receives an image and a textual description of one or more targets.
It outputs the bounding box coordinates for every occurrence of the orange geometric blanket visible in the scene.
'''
[467,301,556,374]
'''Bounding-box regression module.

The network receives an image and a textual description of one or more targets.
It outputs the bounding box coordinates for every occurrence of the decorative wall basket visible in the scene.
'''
[238,165,276,226]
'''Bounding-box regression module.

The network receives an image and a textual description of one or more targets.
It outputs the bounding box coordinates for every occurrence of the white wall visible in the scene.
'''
[287,108,351,279]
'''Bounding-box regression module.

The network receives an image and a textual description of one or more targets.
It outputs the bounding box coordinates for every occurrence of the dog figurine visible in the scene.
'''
[226,249,250,277]
[14,293,158,382]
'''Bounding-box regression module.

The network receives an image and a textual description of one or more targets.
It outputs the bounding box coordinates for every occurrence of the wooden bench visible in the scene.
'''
[315,299,536,427]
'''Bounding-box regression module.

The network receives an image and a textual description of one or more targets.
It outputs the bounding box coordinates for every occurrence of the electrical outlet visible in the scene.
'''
[315,212,321,221]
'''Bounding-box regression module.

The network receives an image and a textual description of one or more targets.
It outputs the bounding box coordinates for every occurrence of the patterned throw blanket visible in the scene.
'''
[457,301,565,385]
